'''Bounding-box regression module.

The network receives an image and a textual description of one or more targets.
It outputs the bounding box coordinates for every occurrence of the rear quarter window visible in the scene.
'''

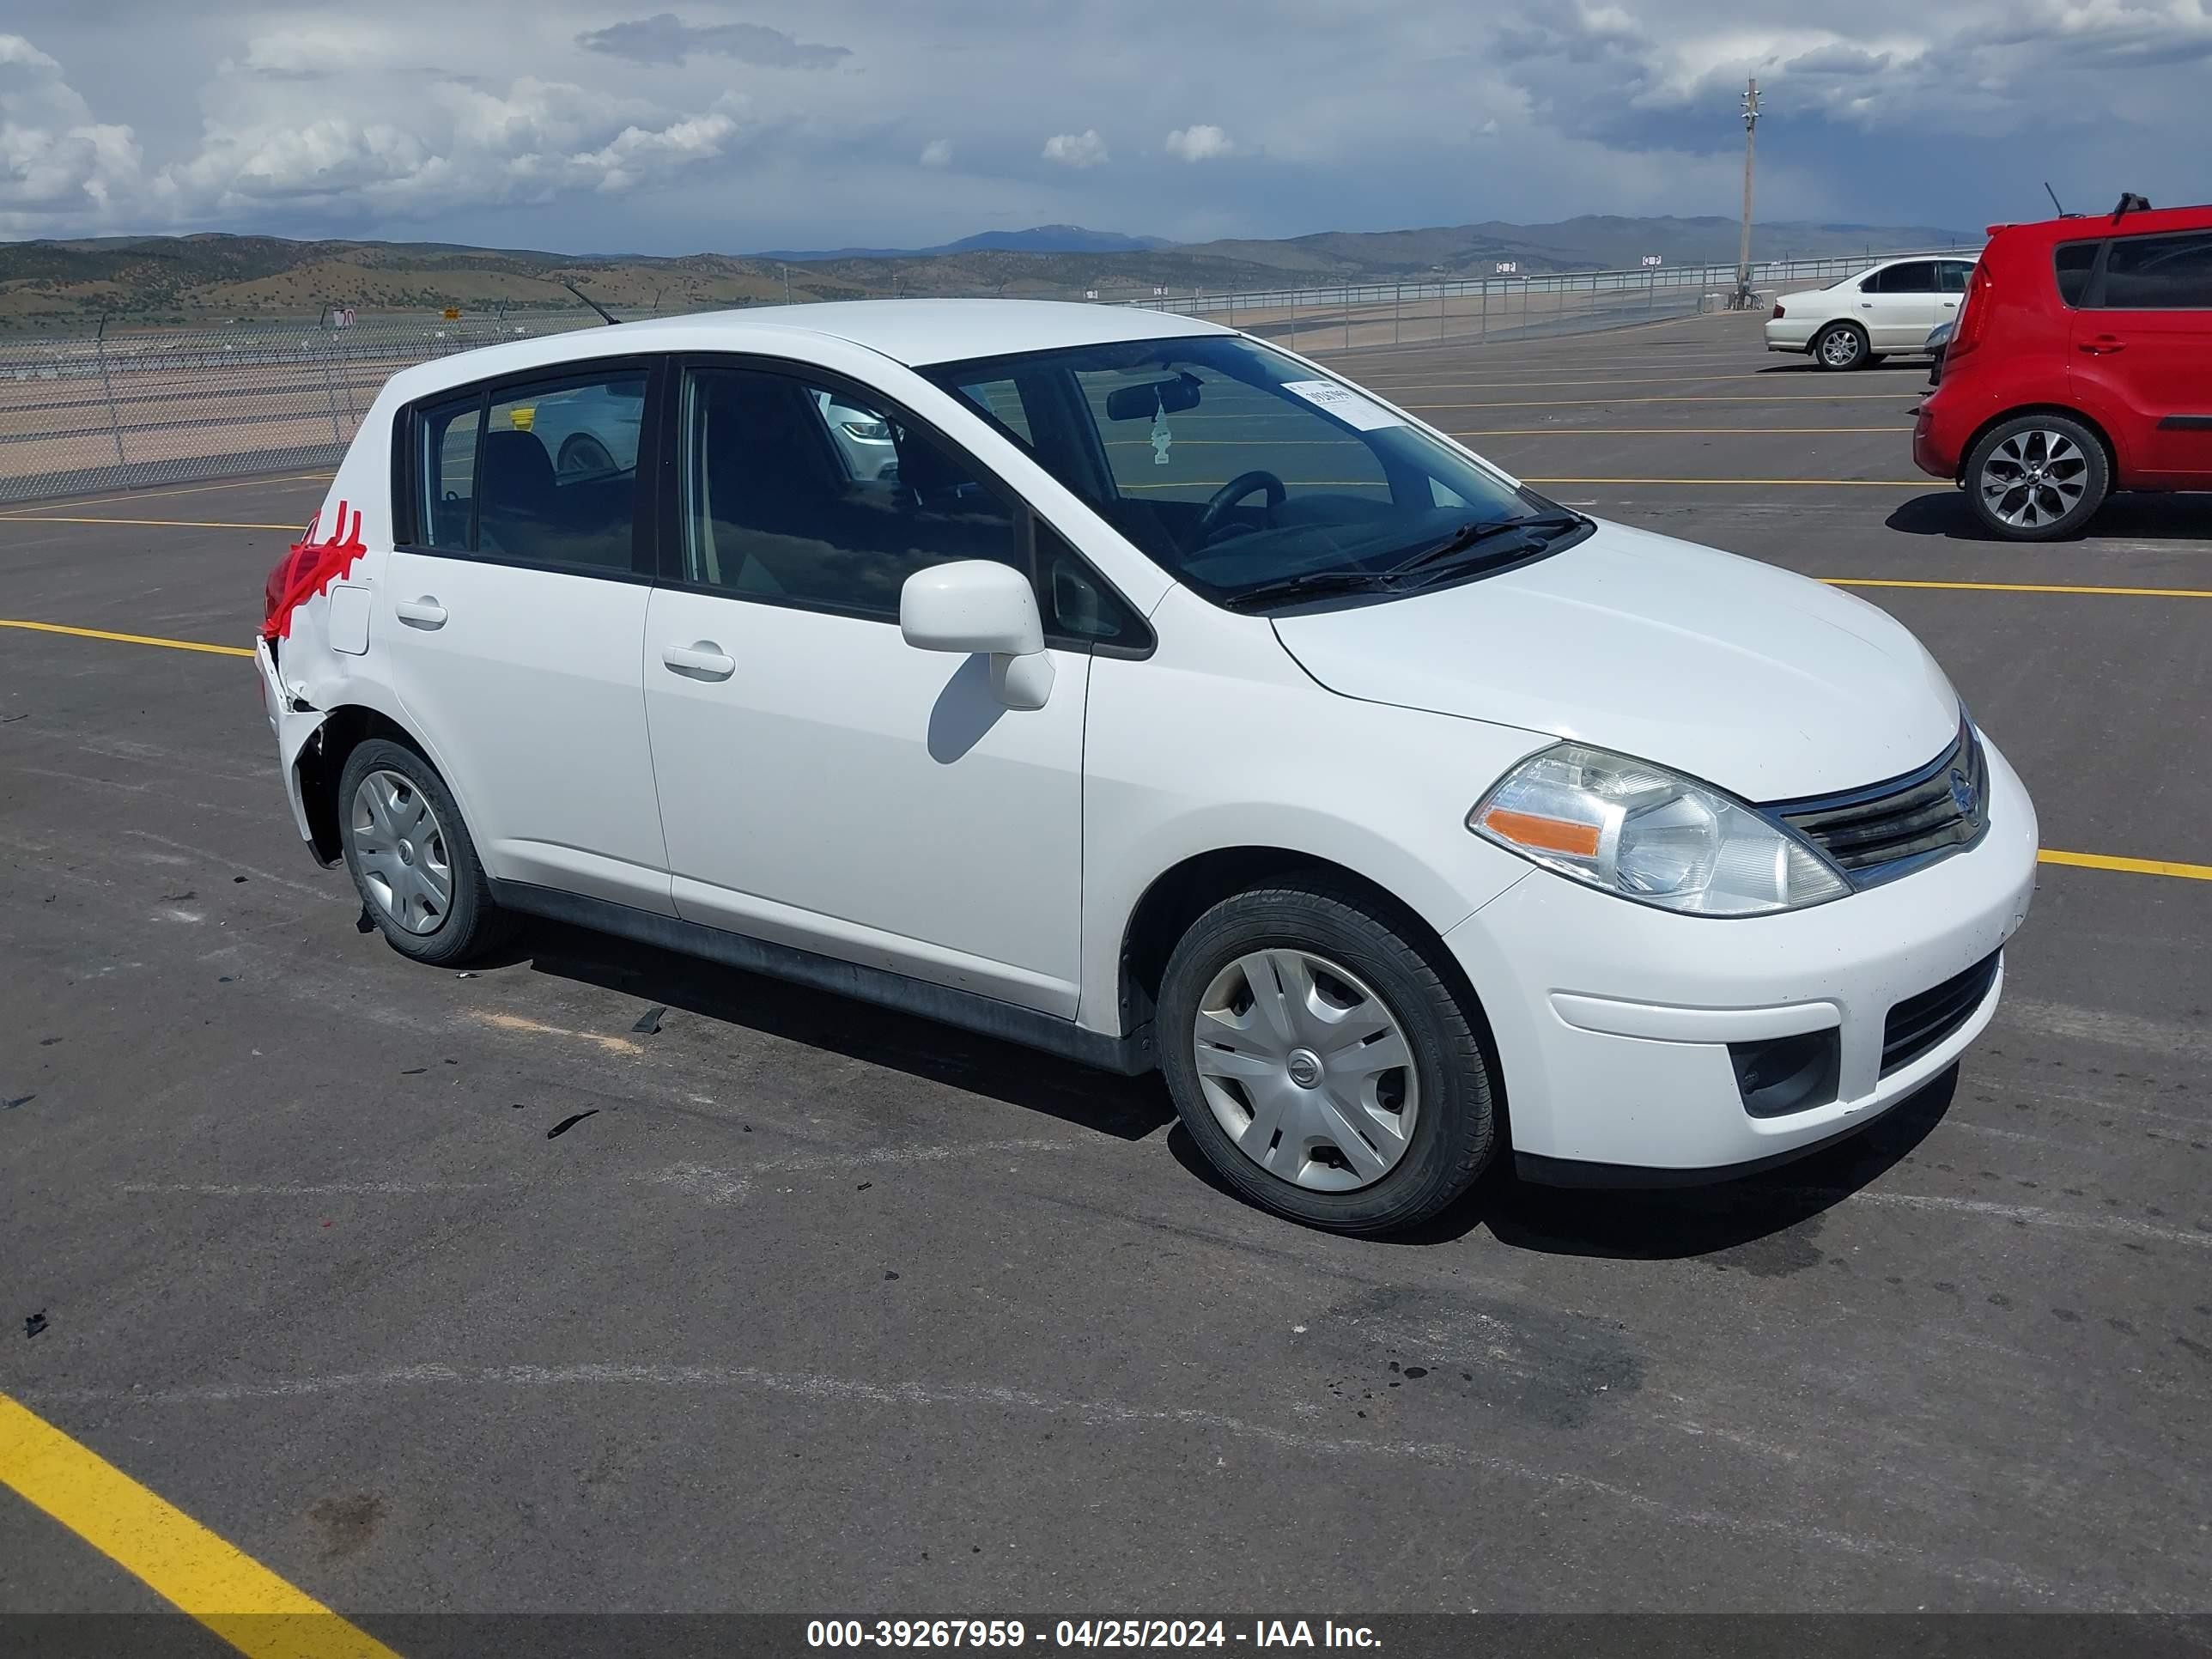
[2053,241,2100,307]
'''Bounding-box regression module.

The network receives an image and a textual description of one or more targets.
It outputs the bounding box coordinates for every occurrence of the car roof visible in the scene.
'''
[381,299,1231,402]
[1987,204,2212,243]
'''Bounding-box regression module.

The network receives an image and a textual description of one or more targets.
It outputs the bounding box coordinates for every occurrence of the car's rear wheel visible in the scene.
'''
[1966,414,2109,540]
[1157,879,1496,1235]
[558,433,616,476]
[1814,322,1869,370]
[337,738,507,964]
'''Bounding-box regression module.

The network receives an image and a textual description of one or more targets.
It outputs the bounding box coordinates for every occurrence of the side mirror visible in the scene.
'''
[900,560,1055,710]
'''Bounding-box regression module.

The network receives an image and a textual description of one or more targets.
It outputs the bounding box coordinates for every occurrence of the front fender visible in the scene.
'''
[1076,592,1542,1034]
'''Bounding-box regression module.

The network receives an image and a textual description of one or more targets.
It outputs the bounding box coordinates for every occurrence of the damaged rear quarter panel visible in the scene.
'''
[262,382,453,860]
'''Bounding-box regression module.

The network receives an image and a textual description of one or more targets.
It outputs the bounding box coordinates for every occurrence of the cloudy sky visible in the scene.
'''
[3,0,2209,252]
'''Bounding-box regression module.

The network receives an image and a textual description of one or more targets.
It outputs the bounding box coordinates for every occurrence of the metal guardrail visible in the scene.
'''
[0,246,1979,507]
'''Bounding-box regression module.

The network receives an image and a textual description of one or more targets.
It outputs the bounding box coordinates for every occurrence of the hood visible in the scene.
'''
[1271,520,1962,802]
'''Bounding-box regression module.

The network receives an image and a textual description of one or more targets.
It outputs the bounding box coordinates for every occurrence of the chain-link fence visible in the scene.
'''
[0,313,605,507]
[0,247,1977,507]
[1130,247,1982,351]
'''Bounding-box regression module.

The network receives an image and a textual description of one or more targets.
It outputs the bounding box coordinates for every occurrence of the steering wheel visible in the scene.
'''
[1195,470,1287,542]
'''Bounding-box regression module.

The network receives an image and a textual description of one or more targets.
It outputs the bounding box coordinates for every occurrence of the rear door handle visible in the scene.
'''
[2077,336,2127,355]
[395,597,447,629]
[662,641,735,681]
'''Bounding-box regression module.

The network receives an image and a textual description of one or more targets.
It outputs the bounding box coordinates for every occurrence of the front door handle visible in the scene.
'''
[2077,335,2127,355]
[662,641,735,681]
[396,597,447,629]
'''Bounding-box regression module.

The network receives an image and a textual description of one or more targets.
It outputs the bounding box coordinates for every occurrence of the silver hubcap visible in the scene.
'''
[1192,949,1419,1192]
[1820,329,1860,366]
[1980,429,2088,527]
[350,769,453,935]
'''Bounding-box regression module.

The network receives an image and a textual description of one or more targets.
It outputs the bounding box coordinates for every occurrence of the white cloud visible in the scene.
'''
[1,32,745,233]
[919,137,952,167]
[4,2,2212,252]
[0,33,143,224]
[1041,128,1108,167]
[1164,123,1235,161]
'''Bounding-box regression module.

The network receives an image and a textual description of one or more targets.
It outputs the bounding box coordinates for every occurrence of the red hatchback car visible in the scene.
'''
[1913,198,2212,540]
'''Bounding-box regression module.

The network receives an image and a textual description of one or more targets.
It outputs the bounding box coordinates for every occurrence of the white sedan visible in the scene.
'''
[256,299,2037,1233]
[1765,255,1978,369]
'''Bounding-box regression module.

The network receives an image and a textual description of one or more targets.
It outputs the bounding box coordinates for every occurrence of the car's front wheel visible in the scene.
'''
[1157,879,1497,1234]
[337,738,507,964]
[1813,321,1869,370]
[1965,414,2110,540]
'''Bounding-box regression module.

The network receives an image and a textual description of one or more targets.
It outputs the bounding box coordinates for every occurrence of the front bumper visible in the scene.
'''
[1444,737,2038,1176]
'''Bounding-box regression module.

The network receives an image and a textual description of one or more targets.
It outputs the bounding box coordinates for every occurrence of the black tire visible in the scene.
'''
[1157,878,1497,1235]
[1964,413,2110,542]
[1812,321,1869,371]
[336,737,509,965]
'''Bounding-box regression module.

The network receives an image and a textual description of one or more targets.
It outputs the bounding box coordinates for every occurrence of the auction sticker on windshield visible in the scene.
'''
[1279,379,1402,431]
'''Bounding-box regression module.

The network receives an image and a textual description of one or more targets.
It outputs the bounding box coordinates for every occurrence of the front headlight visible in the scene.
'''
[1468,743,1849,916]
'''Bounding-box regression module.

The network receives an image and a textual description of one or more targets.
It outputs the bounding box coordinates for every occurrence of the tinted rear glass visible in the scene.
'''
[1872,262,1937,294]
[2053,241,2100,307]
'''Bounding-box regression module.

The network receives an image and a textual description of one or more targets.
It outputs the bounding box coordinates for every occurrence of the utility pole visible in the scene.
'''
[1734,77,1762,309]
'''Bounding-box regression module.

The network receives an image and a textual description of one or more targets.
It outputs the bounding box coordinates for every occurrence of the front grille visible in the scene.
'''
[1771,723,1989,884]
[1882,951,2001,1075]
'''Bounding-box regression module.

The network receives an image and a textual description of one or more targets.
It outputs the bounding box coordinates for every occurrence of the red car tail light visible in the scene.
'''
[1771,302,1785,319]
[1948,264,1993,361]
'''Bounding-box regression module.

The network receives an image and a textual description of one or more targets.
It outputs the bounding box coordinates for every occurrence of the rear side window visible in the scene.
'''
[2053,241,2100,307]
[2099,231,2212,310]
[1937,261,1975,294]
[406,368,647,571]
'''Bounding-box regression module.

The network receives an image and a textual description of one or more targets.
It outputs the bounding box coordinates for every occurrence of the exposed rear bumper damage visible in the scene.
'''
[256,635,330,852]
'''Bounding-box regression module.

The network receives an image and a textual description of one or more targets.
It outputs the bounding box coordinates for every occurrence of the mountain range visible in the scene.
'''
[0,216,1976,331]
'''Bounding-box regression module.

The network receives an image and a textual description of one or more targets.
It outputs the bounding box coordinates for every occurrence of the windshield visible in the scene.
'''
[921,335,1583,608]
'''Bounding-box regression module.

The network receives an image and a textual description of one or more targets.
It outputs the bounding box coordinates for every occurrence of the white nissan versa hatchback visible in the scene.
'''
[258,301,2038,1233]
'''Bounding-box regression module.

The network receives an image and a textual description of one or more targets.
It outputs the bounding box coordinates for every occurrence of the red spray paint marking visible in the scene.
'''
[261,500,368,641]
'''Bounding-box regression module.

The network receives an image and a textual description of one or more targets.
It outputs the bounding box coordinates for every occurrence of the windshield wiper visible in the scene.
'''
[1389,512,1586,580]
[1221,568,1405,611]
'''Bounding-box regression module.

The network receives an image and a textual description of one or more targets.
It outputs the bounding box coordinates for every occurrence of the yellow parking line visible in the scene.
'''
[1826,578,2212,599]
[0,618,256,657]
[0,1392,402,1659]
[0,473,330,518]
[2039,849,2212,881]
[0,515,298,530]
